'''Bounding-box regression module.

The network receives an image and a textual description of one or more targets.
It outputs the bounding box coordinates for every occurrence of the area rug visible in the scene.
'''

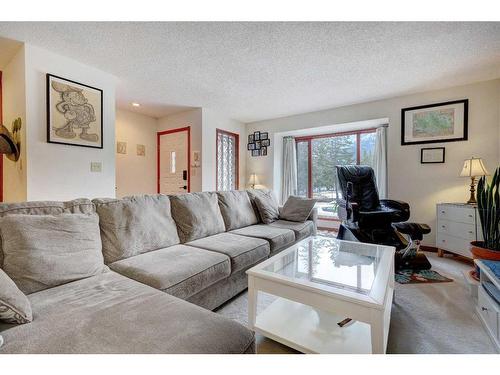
[395,269,453,284]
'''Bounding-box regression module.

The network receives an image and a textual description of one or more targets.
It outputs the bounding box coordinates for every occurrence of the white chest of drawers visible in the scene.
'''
[436,203,482,258]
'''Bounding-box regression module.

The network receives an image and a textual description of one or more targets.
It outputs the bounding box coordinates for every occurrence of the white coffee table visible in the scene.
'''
[246,235,395,354]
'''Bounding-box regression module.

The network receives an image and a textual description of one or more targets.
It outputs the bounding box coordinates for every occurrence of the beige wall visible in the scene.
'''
[2,46,27,202]
[115,109,157,197]
[157,109,203,192]
[24,44,117,201]
[246,79,500,245]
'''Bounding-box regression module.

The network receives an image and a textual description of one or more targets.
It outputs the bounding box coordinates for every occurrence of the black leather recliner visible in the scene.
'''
[335,165,431,270]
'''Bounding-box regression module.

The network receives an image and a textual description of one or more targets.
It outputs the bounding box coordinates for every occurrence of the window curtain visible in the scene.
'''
[281,136,297,203]
[373,126,388,198]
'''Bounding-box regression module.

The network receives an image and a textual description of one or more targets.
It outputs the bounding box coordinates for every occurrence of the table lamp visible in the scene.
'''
[460,157,489,204]
[248,173,259,189]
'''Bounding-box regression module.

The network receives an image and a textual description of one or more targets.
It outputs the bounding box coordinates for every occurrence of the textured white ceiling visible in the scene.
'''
[0,22,499,122]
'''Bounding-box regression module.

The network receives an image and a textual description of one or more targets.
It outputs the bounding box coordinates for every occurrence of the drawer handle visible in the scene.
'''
[481,307,488,311]
[441,211,446,214]
[468,214,473,218]
[441,225,446,228]
[468,231,473,234]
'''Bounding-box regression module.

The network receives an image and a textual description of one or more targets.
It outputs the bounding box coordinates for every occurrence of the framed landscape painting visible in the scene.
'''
[47,74,103,149]
[401,99,468,145]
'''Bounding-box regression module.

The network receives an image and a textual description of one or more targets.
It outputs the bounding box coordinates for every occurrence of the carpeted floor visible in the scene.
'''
[215,251,497,354]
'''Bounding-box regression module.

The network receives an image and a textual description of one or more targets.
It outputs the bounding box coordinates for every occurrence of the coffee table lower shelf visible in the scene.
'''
[253,297,372,354]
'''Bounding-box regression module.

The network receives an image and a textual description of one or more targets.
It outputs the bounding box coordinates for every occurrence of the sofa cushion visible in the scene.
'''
[247,189,280,224]
[0,213,106,295]
[269,220,315,241]
[170,192,226,242]
[187,233,270,273]
[0,198,94,268]
[280,196,316,222]
[230,224,295,253]
[93,195,180,264]
[0,269,32,324]
[0,271,255,354]
[216,190,258,230]
[109,244,230,300]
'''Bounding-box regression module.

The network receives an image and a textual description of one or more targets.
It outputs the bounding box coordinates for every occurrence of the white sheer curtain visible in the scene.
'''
[281,136,297,203]
[373,126,388,198]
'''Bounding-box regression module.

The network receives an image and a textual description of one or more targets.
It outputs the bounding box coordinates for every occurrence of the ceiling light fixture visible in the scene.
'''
[132,102,140,107]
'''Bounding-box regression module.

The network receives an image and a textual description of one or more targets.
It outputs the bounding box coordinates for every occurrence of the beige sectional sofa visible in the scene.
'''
[0,189,316,354]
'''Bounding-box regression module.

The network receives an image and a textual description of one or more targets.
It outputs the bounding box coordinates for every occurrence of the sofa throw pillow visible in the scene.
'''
[0,269,32,324]
[216,190,258,230]
[0,213,106,295]
[170,192,226,242]
[93,195,180,264]
[253,193,280,224]
[280,196,316,222]
[0,198,95,272]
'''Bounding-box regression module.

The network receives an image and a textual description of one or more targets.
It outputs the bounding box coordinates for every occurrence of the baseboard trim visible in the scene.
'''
[420,245,438,252]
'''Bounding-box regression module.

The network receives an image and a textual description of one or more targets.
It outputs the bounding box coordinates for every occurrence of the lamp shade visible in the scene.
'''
[248,173,259,186]
[460,157,489,177]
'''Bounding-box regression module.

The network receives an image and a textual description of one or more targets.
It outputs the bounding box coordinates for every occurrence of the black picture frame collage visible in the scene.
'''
[248,131,270,157]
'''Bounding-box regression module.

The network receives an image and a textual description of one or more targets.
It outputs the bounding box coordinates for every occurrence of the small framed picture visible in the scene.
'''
[421,147,445,164]
[261,146,267,156]
[260,132,268,140]
[251,149,260,157]
[248,134,254,143]
[254,131,261,141]
[248,143,255,150]
[255,140,261,149]
[261,139,270,146]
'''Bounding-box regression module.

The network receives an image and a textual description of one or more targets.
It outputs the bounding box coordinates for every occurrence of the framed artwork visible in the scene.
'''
[47,74,103,149]
[421,147,445,164]
[248,143,256,150]
[261,132,268,140]
[254,131,261,141]
[401,99,468,145]
[261,139,270,147]
[261,146,267,156]
[116,141,127,154]
[137,144,146,156]
[251,149,260,157]
[255,140,261,149]
[248,134,254,143]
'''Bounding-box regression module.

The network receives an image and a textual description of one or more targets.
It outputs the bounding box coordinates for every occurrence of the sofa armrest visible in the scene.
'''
[308,207,318,235]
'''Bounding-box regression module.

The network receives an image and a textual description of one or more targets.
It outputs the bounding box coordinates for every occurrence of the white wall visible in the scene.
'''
[246,79,500,245]
[24,44,117,201]
[157,108,203,192]
[1,46,27,202]
[115,109,157,197]
[202,108,247,191]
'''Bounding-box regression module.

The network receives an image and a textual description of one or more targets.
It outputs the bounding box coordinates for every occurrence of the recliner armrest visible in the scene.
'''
[380,199,410,221]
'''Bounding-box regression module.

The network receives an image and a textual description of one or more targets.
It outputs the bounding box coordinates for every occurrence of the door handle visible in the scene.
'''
[180,185,187,190]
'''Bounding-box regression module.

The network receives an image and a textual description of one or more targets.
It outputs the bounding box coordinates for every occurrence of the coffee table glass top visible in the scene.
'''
[259,236,389,296]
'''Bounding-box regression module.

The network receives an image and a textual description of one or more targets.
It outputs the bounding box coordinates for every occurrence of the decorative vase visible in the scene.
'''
[469,241,500,280]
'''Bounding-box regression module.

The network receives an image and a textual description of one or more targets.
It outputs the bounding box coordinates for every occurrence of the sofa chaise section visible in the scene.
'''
[109,244,231,300]
[0,271,254,354]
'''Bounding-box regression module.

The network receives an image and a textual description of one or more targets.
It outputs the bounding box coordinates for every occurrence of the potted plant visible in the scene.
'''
[470,166,500,280]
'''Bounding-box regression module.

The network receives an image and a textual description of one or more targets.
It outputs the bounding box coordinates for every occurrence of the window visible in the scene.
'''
[216,129,239,191]
[296,128,376,219]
